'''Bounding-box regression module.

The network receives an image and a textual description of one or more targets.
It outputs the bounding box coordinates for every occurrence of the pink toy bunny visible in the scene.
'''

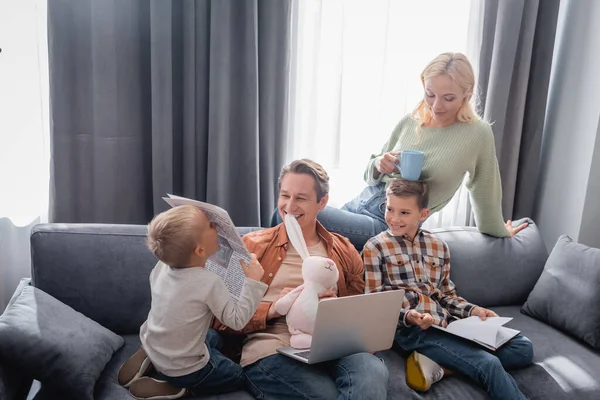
[274,214,339,349]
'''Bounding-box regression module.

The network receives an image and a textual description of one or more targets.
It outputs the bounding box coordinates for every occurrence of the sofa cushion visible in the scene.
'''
[522,235,600,349]
[0,282,124,400]
[432,218,548,307]
[0,361,32,400]
[492,306,600,400]
[30,224,265,336]
[380,306,600,400]
[0,279,34,400]
[30,224,157,335]
[27,335,252,400]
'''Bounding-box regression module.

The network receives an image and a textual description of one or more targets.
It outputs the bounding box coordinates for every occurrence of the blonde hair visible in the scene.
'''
[412,52,481,128]
[147,205,203,267]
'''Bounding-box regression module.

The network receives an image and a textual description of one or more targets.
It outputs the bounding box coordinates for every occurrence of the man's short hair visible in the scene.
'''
[146,205,202,267]
[386,179,429,210]
[278,159,329,201]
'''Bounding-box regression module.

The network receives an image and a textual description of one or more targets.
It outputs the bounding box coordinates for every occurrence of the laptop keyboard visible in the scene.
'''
[294,350,311,360]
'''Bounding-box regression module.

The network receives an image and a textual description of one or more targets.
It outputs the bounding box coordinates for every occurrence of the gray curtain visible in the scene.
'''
[476,0,561,220]
[533,0,600,249]
[48,0,291,227]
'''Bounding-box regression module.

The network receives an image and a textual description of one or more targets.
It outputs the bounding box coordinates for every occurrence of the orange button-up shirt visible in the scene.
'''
[215,221,365,334]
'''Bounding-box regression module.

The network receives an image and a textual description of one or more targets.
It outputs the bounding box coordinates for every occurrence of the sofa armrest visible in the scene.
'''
[0,361,32,400]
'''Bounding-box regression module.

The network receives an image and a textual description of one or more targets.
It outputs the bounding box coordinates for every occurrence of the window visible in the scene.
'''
[287,0,477,228]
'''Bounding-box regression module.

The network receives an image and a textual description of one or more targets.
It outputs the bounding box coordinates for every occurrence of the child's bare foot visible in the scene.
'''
[118,347,154,388]
[128,377,187,400]
[405,351,444,392]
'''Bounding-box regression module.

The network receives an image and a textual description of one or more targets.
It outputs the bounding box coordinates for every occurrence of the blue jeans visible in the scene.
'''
[155,329,245,396]
[395,326,533,400]
[271,184,388,252]
[244,352,389,400]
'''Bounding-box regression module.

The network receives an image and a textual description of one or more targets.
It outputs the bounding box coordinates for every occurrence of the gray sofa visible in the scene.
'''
[2,219,600,399]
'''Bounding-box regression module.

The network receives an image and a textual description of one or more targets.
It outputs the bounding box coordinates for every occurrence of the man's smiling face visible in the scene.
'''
[277,172,328,233]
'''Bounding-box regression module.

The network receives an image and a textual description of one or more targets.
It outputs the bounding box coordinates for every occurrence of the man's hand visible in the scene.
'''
[406,310,434,330]
[375,151,402,175]
[471,306,499,320]
[240,253,264,282]
[318,289,337,300]
[267,287,294,320]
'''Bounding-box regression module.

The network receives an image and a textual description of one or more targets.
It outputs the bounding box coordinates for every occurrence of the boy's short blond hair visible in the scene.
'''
[147,205,203,267]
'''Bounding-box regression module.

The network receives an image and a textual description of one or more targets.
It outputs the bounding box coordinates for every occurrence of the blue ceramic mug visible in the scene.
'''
[397,150,424,181]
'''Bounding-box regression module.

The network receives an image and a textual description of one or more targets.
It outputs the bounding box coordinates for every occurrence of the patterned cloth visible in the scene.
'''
[363,229,475,327]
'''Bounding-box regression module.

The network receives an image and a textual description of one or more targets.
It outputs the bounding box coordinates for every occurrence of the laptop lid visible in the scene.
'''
[278,290,404,364]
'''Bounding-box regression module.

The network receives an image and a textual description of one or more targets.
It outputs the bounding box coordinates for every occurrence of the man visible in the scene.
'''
[218,159,389,400]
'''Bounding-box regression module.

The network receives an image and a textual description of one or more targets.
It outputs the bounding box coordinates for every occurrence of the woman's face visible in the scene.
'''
[424,74,466,126]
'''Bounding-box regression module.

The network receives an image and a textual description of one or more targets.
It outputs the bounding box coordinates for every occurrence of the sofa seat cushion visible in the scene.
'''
[89,335,252,400]
[378,349,489,399]
[493,306,600,400]
[29,312,600,399]
[379,306,600,400]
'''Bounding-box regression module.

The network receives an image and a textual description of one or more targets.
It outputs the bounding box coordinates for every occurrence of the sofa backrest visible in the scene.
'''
[430,218,548,307]
[29,224,266,335]
[30,220,547,335]
[31,224,154,335]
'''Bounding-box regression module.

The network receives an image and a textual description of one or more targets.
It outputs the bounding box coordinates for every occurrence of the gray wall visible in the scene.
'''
[535,0,600,250]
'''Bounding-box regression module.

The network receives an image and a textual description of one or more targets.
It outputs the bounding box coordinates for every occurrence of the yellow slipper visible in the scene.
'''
[405,351,444,392]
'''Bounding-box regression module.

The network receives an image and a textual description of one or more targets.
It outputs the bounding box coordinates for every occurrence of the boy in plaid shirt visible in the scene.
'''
[363,179,533,400]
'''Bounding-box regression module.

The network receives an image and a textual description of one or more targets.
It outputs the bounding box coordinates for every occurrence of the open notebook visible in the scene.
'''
[431,316,520,351]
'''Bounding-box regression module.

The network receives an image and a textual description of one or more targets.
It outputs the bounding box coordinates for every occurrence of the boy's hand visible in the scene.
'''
[471,306,499,320]
[406,310,434,330]
[267,287,294,320]
[240,254,264,282]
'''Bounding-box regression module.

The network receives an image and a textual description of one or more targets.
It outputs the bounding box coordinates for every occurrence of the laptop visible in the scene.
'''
[277,290,404,364]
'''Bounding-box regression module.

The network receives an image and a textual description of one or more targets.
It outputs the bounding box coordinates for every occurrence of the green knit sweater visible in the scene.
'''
[364,115,509,238]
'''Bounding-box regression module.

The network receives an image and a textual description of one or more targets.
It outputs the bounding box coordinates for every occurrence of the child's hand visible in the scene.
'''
[240,254,264,282]
[471,306,499,320]
[267,287,294,320]
[407,309,434,330]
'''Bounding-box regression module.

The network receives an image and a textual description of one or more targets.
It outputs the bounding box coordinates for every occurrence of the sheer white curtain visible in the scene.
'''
[0,0,50,310]
[287,0,481,230]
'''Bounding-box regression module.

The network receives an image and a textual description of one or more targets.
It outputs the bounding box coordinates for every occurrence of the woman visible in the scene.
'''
[274,52,527,249]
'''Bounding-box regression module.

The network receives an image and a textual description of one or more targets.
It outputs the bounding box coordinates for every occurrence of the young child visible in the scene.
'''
[118,205,268,399]
[363,179,533,400]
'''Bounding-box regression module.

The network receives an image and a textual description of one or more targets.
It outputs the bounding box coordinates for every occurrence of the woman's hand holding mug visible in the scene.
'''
[375,151,402,174]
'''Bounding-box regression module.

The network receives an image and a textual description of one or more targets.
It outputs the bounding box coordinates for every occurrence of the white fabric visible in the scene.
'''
[0,1,50,311]
[286,0,481,229]
[140,261,267,377]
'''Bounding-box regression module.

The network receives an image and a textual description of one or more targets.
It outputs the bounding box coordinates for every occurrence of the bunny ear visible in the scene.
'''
[284,214,310,259]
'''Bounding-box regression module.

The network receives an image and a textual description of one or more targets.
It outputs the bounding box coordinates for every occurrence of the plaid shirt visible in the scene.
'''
[363,229,475,328]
